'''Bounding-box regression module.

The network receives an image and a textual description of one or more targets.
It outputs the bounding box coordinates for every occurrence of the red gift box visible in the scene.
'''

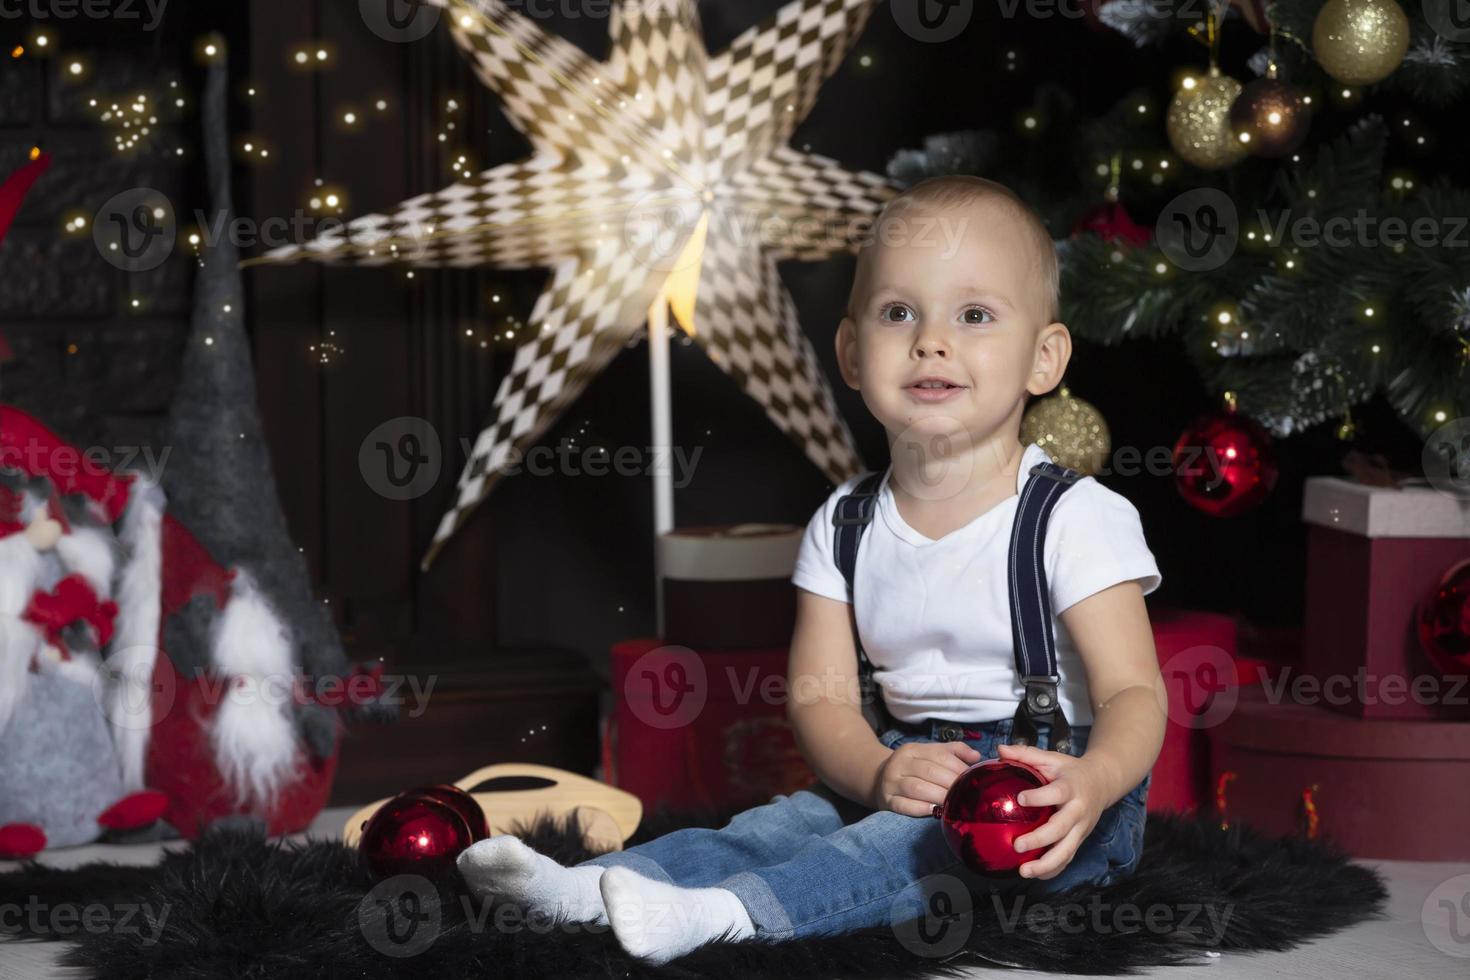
[1211,685,1470,860]
[604,639,815,812]
[607,608,1257,817]
[1147,609,1271,816]
[1301,477,1470,720]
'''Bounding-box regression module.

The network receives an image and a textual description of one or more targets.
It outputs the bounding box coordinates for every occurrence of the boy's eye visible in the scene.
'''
[878,303,914,323]
[963,307,995,325]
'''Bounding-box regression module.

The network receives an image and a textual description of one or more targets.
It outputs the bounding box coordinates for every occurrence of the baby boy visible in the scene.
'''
[456,175,1167,964]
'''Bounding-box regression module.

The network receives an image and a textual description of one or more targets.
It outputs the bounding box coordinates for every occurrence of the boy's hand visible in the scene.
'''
[873,741,983,816]
[996,742,1112,880]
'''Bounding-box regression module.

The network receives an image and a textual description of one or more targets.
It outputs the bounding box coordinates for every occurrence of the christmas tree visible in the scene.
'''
[888,0,1469,442]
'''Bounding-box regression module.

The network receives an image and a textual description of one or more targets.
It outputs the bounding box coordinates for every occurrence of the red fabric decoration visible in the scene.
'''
[0,152,54,365]
[1071,201,1151,247]
[159,512,235,615]
[0,151,50,244]
[0,823,47,860]
[299,661,386,709]
[96,791,170,831]
[23,573,119,652]
[0,406,133,522]
[1,402,344,841]
[144,651,338,839]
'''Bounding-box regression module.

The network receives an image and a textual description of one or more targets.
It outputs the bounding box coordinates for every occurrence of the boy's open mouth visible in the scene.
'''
[905,376,968,400]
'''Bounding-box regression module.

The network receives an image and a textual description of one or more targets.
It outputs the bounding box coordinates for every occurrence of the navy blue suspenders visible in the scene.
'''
[832,459,1084,753]
[832,470,888,732]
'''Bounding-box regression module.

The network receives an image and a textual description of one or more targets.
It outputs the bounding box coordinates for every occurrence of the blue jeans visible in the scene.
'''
[579,716,1150,940]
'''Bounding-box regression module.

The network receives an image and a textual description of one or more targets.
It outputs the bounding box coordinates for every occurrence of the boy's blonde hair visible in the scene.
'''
[849,175,1060,325]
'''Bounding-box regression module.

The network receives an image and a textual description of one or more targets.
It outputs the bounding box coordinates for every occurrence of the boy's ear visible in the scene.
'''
[1027,322,1072,396]
[835,316,861,390]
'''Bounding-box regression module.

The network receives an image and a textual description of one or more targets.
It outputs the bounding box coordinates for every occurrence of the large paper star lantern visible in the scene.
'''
[252,0,898,567]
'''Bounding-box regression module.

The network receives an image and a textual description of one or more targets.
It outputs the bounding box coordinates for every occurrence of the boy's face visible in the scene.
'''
[835,199,1069,452]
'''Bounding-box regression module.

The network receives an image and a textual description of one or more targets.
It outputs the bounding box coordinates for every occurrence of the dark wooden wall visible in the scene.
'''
[247,3,511,664]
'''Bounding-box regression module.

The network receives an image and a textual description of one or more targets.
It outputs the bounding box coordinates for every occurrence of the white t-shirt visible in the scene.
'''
[791,442,1162,727]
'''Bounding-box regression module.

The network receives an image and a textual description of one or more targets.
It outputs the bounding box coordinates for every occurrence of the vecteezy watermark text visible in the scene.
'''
[0,898,171,946]
[0,0,168,30]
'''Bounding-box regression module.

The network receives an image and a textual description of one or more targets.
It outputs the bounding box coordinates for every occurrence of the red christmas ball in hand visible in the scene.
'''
[1418,559,1470,679]
[360,792,478,879]
[932,759,1056,875]
[1172,409,1278,517]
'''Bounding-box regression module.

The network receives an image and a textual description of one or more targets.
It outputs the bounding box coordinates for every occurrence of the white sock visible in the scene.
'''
[600,865,756,965]
[455,835,608,925]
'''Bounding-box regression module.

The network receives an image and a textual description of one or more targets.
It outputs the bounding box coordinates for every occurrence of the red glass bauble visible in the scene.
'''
[359,792,476,879]
[1418,559,1470,678]
[409,784,490,842]
[931,759,1056,875]
[1172,410,1278,517]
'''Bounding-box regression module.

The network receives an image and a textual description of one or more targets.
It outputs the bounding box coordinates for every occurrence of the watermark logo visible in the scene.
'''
[0,0,169,30]
[92,645,179,732]
[991,894,1234,941]
[358,875,441,957]
[360,0,440,43]
[1157,188,1238,272]
[888,422,979,503]
[1424,0,1470,42]
[1423,417,1470,499]
[1155,644,1238,731]
[359,416,442,501]
[0,898,171,945]
[623,644,707,729]
[890,0,975,43]
[892,872,974,958]
[621,186,711,277]
[94,187,175,272]
[1422,873,1470,958]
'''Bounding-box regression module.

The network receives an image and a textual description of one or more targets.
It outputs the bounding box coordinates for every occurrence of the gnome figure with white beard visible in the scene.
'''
[0,468,168,859]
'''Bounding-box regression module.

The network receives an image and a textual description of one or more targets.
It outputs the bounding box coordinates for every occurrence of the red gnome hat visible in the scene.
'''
[0,150,53,364]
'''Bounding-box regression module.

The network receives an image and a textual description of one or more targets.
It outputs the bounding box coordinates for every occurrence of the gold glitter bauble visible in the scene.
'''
[1167,68,1248,170]
[1312,0,1409,86]
[1021,387,1111,475]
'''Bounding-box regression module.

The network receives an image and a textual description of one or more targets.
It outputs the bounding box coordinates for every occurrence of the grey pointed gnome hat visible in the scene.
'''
[157,57,395,760]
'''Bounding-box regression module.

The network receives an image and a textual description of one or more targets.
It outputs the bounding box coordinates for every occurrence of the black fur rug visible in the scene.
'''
[0,805,1388,979]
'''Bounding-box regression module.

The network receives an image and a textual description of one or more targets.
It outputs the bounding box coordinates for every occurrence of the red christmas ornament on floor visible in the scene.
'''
[413,783,491,841]
[931,759,1056,875]
[359,790,482,879]
[1418,559,1470,678]
[1172,405,1278,517]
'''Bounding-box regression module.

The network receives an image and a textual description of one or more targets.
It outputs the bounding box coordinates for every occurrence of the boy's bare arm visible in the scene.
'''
[1061,580,1167,807]
[998,580,1165,880]
[785,588,891,809]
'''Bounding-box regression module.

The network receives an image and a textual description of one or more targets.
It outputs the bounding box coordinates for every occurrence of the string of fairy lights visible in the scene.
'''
[17,15,1120,373]
[15,4,1451,436]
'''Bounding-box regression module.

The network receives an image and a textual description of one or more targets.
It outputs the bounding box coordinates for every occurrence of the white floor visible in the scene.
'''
[2,806,1467,979]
